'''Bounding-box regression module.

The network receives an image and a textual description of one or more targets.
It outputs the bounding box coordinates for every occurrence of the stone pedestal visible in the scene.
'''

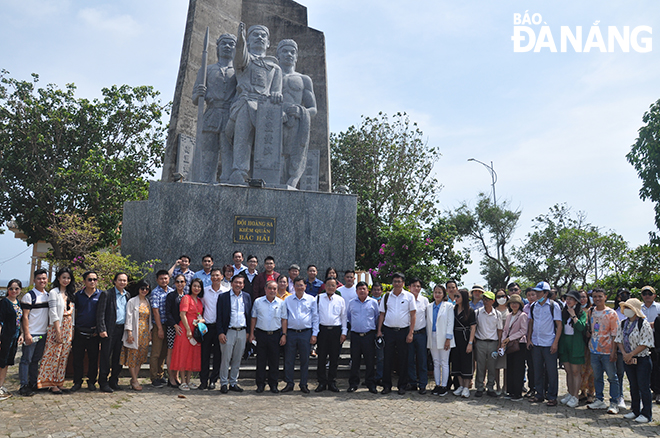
[122,181,356,277]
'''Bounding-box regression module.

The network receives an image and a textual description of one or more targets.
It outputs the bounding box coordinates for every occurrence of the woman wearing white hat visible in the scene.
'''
[616,297,655,423]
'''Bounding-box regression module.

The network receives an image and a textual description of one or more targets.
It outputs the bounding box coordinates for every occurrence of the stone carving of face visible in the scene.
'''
[217,37,236,60]
[278,45,297,67]
[248,28,269,53]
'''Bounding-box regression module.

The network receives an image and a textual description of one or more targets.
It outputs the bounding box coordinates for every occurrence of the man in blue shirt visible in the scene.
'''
[194,254,215,288]
[150,270,173,388]
[71,271,102,392]
[347,281,379,394]
[527,281,562,406]
[96,272,130,392]
[304,265,323,297]
[168,255,195,293]
[232,251,248,276]
[282,277,319,393]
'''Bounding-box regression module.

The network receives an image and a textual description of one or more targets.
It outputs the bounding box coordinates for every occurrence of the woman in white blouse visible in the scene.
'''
[426,284,455,396]
[616,297,655,423]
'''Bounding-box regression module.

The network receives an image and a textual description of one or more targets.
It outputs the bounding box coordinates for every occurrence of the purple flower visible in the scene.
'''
[402,245,409,250]
[378,247,385,255]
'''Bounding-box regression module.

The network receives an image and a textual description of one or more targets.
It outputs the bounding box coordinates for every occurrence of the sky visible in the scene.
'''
[1,0,659,287]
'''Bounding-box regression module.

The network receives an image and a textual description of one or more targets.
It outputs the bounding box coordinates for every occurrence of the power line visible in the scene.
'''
[0,246,31,265]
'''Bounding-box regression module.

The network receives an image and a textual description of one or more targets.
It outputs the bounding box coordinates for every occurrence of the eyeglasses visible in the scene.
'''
[175,280,186,283]
[87,278,98,282]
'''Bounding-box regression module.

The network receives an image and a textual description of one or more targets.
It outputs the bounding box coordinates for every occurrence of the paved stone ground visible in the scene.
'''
[2,364,659,437]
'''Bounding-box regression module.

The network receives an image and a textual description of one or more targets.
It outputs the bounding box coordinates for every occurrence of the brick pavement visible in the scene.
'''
[1,363,659,438]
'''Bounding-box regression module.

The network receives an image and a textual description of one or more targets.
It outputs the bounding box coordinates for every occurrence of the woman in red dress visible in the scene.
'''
[171,278,204,390]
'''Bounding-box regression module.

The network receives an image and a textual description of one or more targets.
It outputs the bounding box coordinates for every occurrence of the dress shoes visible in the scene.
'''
[347,386,358,393]
[315,384,327,393]
[19,386,35,397]
[220,385,229,394]
[87,382,97,391]
[229,384,243,392]
[328,383,340,393]
[397,387,406,395]
[381,387,392,394]
[270,386,279,394]
[208,382,216,390]
[418,388,427,395]
[69,383,82,393]
[197,382,208,390]
[109,383,122,391]
[100,385,114,393]
[300,384,310,394]
[281,383,294,393]
[368,386,378,394]
[256,386,265,393]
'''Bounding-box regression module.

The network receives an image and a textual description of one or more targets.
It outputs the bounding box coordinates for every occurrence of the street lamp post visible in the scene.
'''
[468,158,500,261]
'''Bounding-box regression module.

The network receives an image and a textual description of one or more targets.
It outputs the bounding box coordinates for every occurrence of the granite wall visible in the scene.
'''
[122,181,356,277]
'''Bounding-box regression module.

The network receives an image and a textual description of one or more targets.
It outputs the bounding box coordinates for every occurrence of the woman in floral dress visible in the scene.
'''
[37,268,76,393]
[120,280,152,391]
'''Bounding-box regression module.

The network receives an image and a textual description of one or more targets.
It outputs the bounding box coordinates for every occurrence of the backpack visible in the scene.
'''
[530,300,557,334]
[21,290,49,310]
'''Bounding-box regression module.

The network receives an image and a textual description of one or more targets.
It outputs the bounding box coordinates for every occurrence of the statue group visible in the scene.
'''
[190,22,317,189]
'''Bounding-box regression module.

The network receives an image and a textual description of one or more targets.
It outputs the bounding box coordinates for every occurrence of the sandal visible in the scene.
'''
[130,380,143,391]
[50,388,63,394]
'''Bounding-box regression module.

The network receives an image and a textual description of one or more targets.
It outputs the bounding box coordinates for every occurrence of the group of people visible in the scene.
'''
[0,253,658,425]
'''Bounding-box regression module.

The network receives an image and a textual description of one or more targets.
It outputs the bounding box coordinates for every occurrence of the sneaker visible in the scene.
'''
[503,393,512,400]
[560,393,572,404]
[453,386,464,396]
[587,399,608,410]
[617,397,627,410]
[179,383,190,391]
[607,402,619,414]
[431,386,441,395]
[462,387,470,398]
[151,380,165,388]
[438,386,448,397]
[623,412,638,419]
[635,415,650,423]
[567,396,579,408]
[511,396,524,402]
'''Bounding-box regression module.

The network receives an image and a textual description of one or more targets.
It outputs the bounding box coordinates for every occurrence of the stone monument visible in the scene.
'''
[122,0,356,278]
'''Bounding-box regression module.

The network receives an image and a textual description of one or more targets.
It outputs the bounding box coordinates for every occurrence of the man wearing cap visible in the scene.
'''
[346,281,379,394]
[377,272,417,395]
[225,22,283,184]
[287,264,300,294]
[526,281,562,406]
[191,33,237,183]
[470,285,485,311]
[639,285,660,402]
[473,290,503,397]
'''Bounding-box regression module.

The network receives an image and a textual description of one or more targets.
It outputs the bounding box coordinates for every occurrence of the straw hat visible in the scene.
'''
[620,298,646,319]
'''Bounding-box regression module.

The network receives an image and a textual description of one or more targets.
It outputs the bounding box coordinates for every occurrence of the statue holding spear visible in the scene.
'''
[191,28,237,183]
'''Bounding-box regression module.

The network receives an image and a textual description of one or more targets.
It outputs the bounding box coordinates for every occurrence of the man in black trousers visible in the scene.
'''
[347,281,380,393]
[96,273,130,393]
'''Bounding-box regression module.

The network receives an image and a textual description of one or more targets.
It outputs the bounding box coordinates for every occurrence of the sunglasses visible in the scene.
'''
[87,278,98,282]
[175,280,186,283]
[139,287,149,291]
[642,291,654,296]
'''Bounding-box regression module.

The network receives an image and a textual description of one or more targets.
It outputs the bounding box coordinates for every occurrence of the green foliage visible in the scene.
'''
[368,216,470,287]
[0,71,169,255]
[450,193,521,290]
[331,112,441,271]
[515,204,628,292]
[627,98,660,243]
[47,213,101,264]
[600,244,660,294]
[69,250,158,291]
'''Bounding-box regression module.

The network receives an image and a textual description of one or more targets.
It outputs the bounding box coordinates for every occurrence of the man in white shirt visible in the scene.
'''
[315,278,347,393]
[18,269,50,396]
[376,272,416,395]
[474,291,503,398]
[232,251,247,276]
[407,278,429,394]
[249,280,287,393]
[337,270,357,305]
[199,268,224,390]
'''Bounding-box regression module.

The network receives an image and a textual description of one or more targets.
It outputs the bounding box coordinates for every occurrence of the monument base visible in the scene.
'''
[122,181,357,278]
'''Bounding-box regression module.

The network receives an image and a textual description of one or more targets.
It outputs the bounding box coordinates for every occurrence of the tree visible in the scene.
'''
[627,97,660,243]
[368,215,470,287]
[0,71,168,257]
[515,204,628,292]
[449,193,521,290]
[331,112,441,271]
[600,243,660,295]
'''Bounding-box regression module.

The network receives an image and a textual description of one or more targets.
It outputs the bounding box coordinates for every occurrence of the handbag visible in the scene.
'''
[505,339,520,354]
